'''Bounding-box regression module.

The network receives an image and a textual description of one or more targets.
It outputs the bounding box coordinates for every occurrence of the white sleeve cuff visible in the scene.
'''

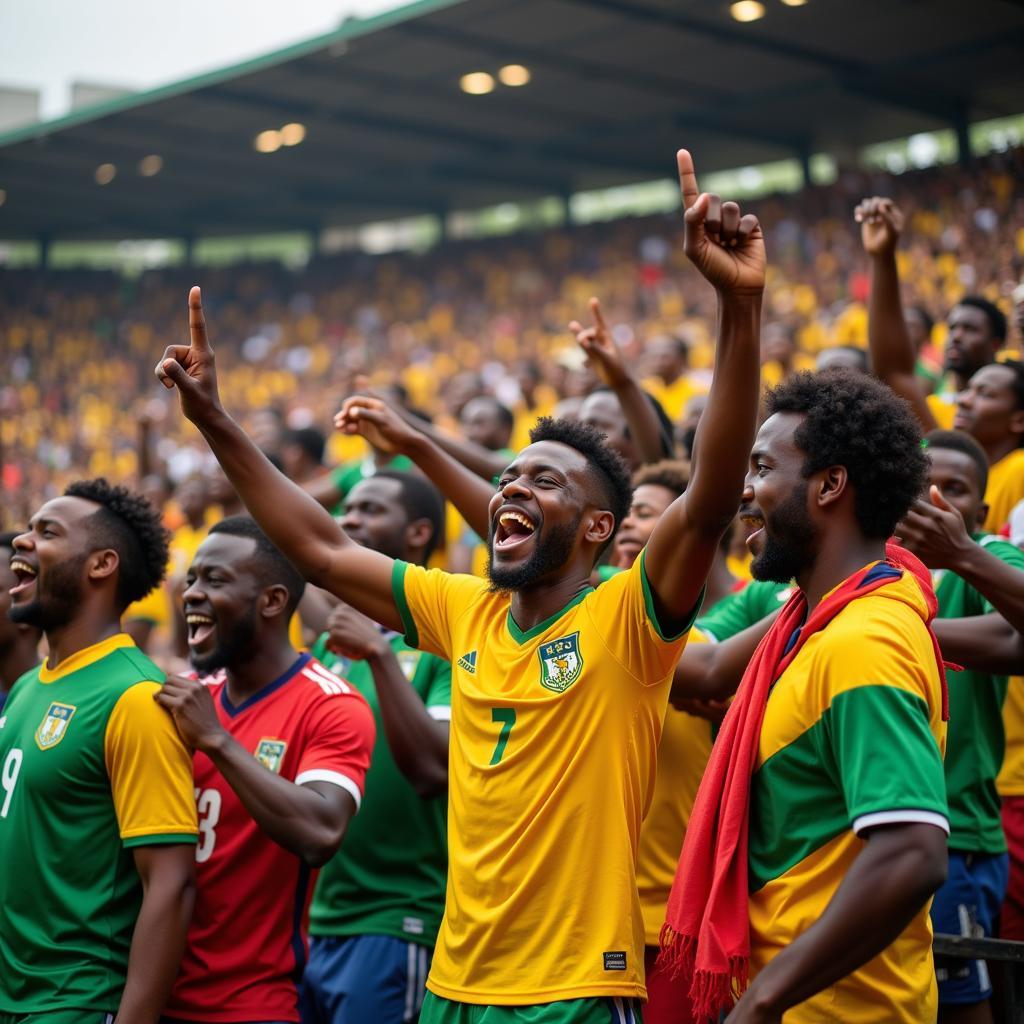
[295,769,363,810]
[853,809,949,836]
[427,706,452,722]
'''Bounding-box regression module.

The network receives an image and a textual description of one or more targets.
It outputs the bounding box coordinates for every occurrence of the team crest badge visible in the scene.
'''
[254,738,288,774]
[35,702,76,750]
[396,650,422,680]
[538,633,583,693]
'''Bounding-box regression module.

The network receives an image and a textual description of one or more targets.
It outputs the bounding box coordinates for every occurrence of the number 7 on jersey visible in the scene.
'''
[490,707,516,765]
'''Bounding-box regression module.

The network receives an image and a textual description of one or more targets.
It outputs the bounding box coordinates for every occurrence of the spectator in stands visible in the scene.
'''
[282,427,328,485]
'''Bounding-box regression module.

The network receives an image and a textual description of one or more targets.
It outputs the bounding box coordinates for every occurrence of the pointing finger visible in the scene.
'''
[676,149,699,212]
[188,286,211,354]
[589,296,608,335]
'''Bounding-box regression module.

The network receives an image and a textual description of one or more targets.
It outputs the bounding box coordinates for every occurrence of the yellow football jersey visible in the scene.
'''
[926,391,957,430]
[635,628,713,946]
[998,677,1024,797]
[983,448,1024,534]
[391,553,695,1003]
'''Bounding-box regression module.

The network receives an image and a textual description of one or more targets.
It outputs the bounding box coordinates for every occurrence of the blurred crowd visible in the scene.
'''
[4,146,1024,533]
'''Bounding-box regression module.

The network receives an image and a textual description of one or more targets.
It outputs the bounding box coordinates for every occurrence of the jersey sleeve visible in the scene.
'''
[977,537,1024,614]
[812,608,949,836]
[421,654,453,722]
[584,549,700,685]
[295,692,376,811]
[391,560,488,661]
[104,681,199,847]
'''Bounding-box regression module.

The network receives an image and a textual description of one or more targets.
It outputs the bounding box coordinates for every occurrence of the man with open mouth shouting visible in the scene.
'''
[155,148,764,1024]
[0,479,198,1024]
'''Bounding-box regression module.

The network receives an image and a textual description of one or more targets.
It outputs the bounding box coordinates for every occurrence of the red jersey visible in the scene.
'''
[166,653,375,1022]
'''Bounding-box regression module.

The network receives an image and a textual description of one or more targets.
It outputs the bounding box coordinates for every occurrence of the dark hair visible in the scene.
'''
[462,395,514,433]
[591,386,675,457]
[957,296,1008,343]
[0,531,19,551]
[63,478,170,611]
[998,358,1024,415]
[923,429,989,495]
[528,417,633,530]
[285,427,326,466]
[208,516,306,616]
[373,470,445,562]
[632,460,690,498]
[764,369,927,539]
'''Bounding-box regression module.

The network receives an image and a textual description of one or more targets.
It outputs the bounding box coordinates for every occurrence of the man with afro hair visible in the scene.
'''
[663,368,949,1022]
[159,149,764,1022]
[0,479,198,1023]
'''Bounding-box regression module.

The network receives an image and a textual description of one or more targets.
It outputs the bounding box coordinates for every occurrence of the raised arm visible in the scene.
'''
[645,150,764,624]
[391,405,509,482]
[569,296,672,465]
[156,287,401,630]
[336,395,496,540]
[856,196,938,432]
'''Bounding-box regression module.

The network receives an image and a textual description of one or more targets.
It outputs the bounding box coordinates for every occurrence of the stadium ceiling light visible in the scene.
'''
[460,71,495,95]
[730,0,766,20]
[498,64,531,87]
[779,0,808,5]
[255,129,282,154]
[94,163,116,185]
[138,154,163,177]
[280,122,307,146]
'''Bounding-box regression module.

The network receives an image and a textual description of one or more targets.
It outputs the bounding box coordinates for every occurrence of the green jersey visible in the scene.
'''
[309,630,451,946]
[329,455,415,515]
[0,634,197,1014]
[696,579,793,641]
[935,535,1024,852]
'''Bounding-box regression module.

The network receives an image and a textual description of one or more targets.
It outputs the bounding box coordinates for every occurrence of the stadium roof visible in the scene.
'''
[1,0,1022,241]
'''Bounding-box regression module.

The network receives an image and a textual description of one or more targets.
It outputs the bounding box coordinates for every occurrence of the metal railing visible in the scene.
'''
[935,933,1024,1023]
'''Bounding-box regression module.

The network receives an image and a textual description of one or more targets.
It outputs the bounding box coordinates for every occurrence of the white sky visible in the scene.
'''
[0,0,404,120]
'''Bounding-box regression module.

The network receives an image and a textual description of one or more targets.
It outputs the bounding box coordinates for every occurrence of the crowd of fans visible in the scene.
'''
[4,144,1024,1024]
[4,146,1023,533]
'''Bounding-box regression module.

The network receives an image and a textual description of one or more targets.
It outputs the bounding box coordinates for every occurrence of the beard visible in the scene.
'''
[9,553,87,631]
[750,483,819,585]
[487,516,581,592]
[190,605,259,674]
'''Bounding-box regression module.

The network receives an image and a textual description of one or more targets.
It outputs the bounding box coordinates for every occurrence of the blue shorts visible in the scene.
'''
[300,933,432,1024]
[930,850,1009,1005]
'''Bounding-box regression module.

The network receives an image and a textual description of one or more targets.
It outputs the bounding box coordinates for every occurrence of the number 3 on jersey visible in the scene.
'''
[490,707,516,765]
[195,787,222,863]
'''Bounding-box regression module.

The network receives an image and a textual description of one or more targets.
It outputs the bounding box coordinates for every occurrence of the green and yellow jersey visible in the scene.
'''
[696,579,792,642]
[936,535,1024,852]
[391,553,697,1004]
[0,634,197,1015]
[748,568,948,1023]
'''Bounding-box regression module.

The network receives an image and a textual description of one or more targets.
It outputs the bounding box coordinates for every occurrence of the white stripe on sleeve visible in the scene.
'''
[295,769,362,810]
[852,809,949,836]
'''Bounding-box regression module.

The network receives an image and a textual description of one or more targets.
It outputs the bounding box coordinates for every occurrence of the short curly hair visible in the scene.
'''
[64,478,170,612]
[631,460,690,498]
[529,416,633,529]
[765,370,927,539]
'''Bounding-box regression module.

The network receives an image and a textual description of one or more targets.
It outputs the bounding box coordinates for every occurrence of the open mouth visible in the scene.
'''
[9,558,38,598]
[493,507,537,554]
[186,612,216,649]
[738,512,765,551]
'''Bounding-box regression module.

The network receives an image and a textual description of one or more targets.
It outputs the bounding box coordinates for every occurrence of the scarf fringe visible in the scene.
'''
[658,926,749,1021]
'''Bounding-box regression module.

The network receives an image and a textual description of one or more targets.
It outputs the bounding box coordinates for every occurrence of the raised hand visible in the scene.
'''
[894,485,974,570]
[334,395,421,455]
[678,149,765,295]
[568,297,630,389]
[854,196,904,258]
[155,286,222,423]
[324,602,389,662]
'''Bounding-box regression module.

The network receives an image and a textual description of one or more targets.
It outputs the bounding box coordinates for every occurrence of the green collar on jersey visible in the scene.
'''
[506,587,593,645]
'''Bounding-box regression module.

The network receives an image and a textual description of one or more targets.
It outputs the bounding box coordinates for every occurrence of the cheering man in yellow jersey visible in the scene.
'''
[155,149,765,1023]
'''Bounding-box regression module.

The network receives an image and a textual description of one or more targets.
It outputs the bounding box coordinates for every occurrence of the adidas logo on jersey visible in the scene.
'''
[458,651,477,674]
